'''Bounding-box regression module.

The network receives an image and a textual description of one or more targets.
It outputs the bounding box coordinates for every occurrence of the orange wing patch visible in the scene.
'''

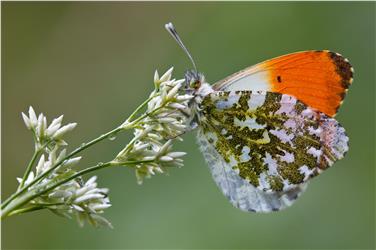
[213,50,353,117]
[262,51,353,117]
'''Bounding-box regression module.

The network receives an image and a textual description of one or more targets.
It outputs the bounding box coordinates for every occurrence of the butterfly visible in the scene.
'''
[165,23,353,212]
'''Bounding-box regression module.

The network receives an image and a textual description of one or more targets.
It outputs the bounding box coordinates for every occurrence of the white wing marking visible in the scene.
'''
[214,70,271,91]
[197,129,307,213]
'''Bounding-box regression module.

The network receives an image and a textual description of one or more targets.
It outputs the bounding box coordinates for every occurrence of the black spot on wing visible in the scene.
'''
[277,75,282,83]
[328,51,353,89]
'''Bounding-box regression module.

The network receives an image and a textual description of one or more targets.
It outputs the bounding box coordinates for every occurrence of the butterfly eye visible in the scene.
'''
[190,79,201,89]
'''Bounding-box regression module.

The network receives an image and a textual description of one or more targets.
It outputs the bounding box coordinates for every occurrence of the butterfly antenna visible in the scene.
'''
[165,22,198,72]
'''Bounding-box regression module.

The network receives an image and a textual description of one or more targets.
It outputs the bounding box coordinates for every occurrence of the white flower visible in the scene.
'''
[16,172,34,186]
[53,123,77,139]
[22,112,32,129]
[28,106,38,128]
[23,148,80,179]
[46,176,112,228]
[14,68,189,227]
[30,173,112,228]
[21,107,77,150]
[18,109,111,228]
[159,67,174,82]
[115,68,192,184]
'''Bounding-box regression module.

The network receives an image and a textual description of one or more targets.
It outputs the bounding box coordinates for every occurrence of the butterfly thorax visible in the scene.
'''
[184,70,214,129]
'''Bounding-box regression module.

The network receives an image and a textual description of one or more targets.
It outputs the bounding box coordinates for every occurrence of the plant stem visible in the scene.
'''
[7,206,46,217]
[26,127,123,189]
[0,160,151,219]
[6,203,64,217]
[125,94,155,123]
[17,149,42,191]
[0,190,38,219]
[1,127,122,210]
[37,159,152,196]
[1,95,157,211]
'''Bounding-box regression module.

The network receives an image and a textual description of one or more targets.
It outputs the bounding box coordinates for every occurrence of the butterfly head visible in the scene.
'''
[165,23,213,98]
[165,23,204,91]
[185,70,205,90]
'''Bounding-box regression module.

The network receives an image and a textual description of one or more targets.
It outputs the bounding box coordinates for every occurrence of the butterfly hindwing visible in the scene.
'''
[197,90,348,209]
[198,129,308,212]
[213,50,353,117]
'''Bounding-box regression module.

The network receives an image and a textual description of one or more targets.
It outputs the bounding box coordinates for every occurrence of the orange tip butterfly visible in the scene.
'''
[165,22,352,212]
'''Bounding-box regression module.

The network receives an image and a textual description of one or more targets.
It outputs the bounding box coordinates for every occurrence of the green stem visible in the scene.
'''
[1,126,123,210]
[42,160,152,195]
[1,95,157,211]
[17,149,42,191]
[0,160,151,219]
[7,206,46,217]
[1,190,38,219]
[128,105,163,127]
[126,95,155,123]
[6,202,65,217]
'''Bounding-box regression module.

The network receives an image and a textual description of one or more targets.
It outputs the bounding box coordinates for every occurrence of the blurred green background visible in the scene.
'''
[2,2,375,249]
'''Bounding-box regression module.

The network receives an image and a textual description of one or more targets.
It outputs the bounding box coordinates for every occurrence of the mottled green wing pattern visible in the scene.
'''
[198,91,348,194]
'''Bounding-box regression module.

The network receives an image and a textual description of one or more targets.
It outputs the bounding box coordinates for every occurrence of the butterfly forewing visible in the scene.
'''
[213,51,353,117]
[197,91,348,206]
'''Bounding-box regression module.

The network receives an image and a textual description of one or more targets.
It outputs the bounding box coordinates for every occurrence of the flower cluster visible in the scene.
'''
[114,68,193,184]
[17,172,112,228]
[16,148,81,187]
[45,176,112,228]
[6,69,190,227]
[19,108,112,228]
[22,107,77,150]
